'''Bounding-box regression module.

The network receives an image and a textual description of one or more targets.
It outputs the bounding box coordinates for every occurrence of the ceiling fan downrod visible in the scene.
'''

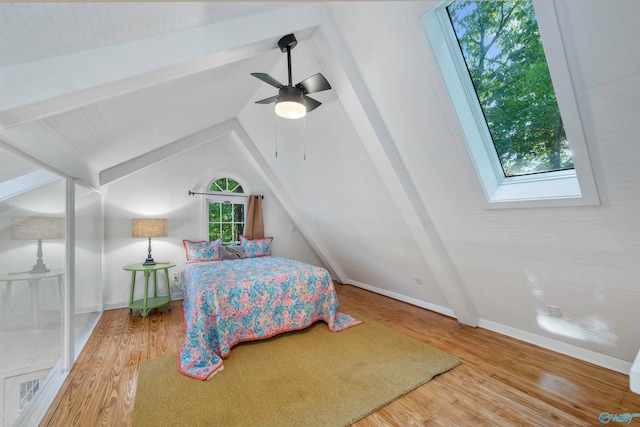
[278,33,297,86]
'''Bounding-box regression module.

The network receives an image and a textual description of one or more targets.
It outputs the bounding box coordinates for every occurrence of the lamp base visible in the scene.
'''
[30,240,51,273]
[29,262,50,274]
[142,257,156,266]
[142,237,157,265]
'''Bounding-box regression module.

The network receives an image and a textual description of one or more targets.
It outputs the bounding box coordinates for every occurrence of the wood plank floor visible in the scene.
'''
[41,284,640,426]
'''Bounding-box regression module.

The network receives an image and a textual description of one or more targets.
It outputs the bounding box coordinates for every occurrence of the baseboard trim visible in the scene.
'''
[344,279,632,375]
[479,318,632,375]
[345,279,456,318]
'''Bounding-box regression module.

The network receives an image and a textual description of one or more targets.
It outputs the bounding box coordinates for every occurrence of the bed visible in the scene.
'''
[178,255,361,380]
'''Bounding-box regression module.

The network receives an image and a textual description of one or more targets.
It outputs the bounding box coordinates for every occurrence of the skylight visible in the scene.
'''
[422,1,599,208]
[446,0,573,177]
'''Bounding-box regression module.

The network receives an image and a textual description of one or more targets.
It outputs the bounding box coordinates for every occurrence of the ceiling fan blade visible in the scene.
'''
[255,95,279,104]
[304,96,322,112]
[297,73,331,94]
[251,73,283,89]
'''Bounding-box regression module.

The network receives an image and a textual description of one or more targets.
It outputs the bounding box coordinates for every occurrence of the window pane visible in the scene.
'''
[221,223,233,242]
[233,204,244,223]
[209,203,220,222]
[447,0,574,176]
[209,223,221,241]
[227,179,239,192]
[221,203,232,222]
[0,149,66,425]
[210,178,225,192]
[235,223,244,242]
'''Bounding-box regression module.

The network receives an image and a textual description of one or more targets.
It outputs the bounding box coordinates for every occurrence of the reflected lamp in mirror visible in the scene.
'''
[11,217,65,274]
[132,218,167,266]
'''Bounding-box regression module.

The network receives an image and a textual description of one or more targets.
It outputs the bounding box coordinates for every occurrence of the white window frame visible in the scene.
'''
[202,173,250,244]
[422,1,599,208]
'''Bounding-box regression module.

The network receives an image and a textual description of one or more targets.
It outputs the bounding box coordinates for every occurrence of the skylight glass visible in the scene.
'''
[446,0,574,177]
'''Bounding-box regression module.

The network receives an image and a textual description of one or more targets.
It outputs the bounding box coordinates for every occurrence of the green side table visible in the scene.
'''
[123,262,175,317]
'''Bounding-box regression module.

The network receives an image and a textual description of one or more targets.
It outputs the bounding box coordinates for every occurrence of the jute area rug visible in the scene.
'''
[133,312,460,427]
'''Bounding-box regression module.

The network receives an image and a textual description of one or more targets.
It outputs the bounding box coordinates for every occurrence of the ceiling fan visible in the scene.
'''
[251,34,331,120]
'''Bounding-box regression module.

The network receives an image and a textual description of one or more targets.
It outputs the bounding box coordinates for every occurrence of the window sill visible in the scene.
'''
[485,171,599,209]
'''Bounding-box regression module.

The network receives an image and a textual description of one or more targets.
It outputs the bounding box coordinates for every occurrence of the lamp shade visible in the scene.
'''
[275,86,306,120]
[275,101,306,119]
[132,218,167,238]
[11,217,64,273]
[11,217,65,240]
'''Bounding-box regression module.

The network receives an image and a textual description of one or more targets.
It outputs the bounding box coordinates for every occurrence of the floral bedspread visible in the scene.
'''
[178,256,362,380]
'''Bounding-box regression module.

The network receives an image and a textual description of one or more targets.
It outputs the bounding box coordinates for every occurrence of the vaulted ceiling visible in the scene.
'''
[1,1,639,372]
[0,3,321,176]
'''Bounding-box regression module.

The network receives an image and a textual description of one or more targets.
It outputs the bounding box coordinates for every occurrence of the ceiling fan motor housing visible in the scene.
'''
[276,86,306,119]
[278,34,298,52]
[278,86,305,103]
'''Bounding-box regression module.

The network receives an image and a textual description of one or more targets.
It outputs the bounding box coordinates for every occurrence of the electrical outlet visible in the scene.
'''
[413,276,423,286]
[547,305,563,318]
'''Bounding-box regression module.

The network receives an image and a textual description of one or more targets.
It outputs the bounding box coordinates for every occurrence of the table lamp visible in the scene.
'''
[11,217,65,273]
[132,218,167,266]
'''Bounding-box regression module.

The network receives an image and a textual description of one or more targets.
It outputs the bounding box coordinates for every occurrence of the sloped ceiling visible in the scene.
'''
[0,0,475,323]
[1,1,639,372]
[0,3,313,171]
[0,2,297,67]
[40,53,278,172]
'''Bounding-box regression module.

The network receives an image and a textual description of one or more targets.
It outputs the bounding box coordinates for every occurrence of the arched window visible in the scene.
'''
[205,176,248,245]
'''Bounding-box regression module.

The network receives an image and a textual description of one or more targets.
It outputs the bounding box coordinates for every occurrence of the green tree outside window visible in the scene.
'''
[447,0,574,176]
[207,177,246,244]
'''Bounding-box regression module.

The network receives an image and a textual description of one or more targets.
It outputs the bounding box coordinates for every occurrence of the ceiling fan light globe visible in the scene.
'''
[275,101,306,119]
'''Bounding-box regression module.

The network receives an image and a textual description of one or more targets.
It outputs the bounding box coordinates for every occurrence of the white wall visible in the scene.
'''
[329,1,640,365]
[102,133,324,308]
[238,38,453,314]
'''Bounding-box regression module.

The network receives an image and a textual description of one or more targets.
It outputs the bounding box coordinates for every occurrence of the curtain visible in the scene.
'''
[244,195,264,239]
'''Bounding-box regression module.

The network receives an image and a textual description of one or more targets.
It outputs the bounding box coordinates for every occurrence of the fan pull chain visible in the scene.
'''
[303,115,307,161]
